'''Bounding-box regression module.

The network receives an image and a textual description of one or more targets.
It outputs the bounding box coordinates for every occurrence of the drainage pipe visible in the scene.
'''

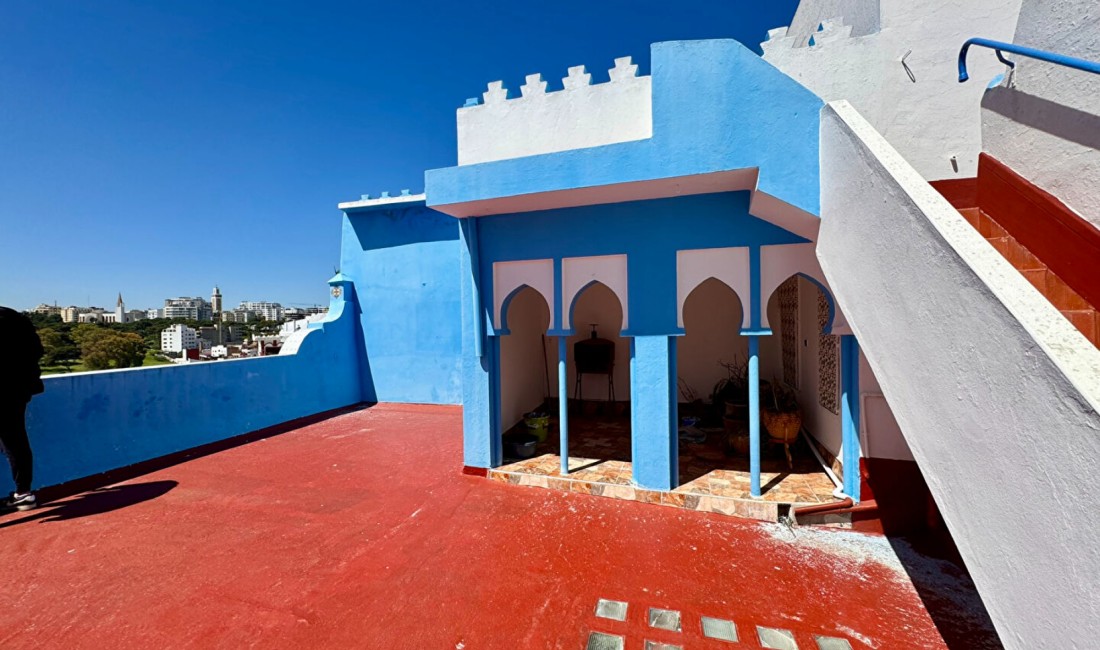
[794,427,856,517]
[958,37,1100,83]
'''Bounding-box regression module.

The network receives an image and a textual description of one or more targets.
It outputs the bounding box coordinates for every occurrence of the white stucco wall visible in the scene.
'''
[764,0,1022,180]
[499,287,553,430]
[981,0,1100,228]
[457,57,652,166]
[858,351,912,461]
[819,100,1100,650]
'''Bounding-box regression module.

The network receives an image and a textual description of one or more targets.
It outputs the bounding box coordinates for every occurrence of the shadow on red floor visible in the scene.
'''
[0,481,177,530]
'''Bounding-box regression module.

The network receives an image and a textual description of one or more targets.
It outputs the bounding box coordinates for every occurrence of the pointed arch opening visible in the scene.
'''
[760,273,845,486]
[499,286,555,439]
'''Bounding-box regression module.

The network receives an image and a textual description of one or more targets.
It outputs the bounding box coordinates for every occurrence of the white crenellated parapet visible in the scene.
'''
[760,18,853,53]
[457,56,652,166]
[809,19,854,46]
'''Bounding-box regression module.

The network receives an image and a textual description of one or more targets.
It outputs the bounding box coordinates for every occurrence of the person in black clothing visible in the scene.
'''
[0,306,44,511]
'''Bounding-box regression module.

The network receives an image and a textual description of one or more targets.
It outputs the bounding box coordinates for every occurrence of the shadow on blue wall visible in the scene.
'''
[340,205,464,405]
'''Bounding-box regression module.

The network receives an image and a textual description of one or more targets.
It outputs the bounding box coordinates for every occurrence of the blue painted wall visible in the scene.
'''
[426,39,823,217]
[477,192,806,336]
[5,287,362,494]
[339,202,464,404]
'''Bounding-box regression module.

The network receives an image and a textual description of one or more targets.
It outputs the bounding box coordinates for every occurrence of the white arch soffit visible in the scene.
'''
[760,242,837,330]
[676,247,751,329]
[562,254,628,331]
[749,190,820,242]
[493,259,555,330]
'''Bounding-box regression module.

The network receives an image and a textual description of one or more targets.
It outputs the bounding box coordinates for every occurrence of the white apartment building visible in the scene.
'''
[160,324,199,353]
[163,297,213,321]
[238,301,283,321]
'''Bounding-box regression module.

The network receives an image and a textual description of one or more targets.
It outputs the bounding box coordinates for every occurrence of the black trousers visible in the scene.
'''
[0,398,32,493]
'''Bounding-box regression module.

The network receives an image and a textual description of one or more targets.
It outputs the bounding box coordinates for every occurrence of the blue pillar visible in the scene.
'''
[747,334,762,497]
[630,335,678,490]
[558,336,569,475]
[459,217,496,469]
[840,335,862,502]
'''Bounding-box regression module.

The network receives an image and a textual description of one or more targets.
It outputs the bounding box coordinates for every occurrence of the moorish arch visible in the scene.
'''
[676,247,751,330]
[562,255,628,332]
[493,259,554,332]
[759,243,849,333]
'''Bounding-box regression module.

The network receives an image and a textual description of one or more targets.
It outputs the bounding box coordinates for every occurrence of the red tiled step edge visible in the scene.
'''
[933,158,1100,348]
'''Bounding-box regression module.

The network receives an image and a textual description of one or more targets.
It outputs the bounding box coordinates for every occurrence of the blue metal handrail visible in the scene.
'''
[958,37,1100,82]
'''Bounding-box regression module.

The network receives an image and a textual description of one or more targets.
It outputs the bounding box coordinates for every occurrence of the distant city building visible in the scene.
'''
[61,306,86,323]
[238,301,283,321]
[211,287,223,345]
[111,293,131,324]
[225,309,257,323]
[161,324,199,353]
[146,308,163,319]
[163,297,213,321]
[78,309,108,324]
[32,304,62,317]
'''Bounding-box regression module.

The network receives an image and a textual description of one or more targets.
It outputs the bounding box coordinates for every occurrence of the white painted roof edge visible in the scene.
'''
[338,193,427,211]
[824,99,1100,410]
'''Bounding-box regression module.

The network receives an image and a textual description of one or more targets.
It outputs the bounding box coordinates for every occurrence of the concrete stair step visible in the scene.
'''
[958,207,1098,349]
[1062,309,1100,347]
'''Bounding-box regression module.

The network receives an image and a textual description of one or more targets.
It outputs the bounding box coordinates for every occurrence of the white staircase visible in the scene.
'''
[817,101,1100,650]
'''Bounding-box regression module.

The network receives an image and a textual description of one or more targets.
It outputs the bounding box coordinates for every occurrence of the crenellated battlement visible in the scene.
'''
[456,56,652,166]
[761,18,853,53]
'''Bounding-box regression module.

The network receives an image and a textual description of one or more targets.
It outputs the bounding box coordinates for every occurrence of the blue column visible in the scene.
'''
[840,335,862,502]
[558,336,569,475]
[747,334,762,497]
[630,335,678,490]
[459,218,495,469]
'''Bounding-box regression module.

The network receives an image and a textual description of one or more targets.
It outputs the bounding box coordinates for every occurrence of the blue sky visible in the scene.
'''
[0,1,798,312]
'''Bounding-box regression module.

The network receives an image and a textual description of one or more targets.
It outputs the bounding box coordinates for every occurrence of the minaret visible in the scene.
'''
[212,286,223,345]
[116,292,126,324]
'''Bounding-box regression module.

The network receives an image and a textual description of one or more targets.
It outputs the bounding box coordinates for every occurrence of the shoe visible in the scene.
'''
[4,492,36,512]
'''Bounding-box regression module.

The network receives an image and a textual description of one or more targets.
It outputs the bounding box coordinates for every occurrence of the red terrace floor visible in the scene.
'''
[0,404,998,649]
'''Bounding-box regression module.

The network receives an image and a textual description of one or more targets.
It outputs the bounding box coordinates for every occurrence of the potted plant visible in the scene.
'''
[712,357,749,422]
[762,382,802,444]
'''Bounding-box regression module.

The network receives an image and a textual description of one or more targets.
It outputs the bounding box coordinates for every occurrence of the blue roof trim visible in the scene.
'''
[425,39,824,217]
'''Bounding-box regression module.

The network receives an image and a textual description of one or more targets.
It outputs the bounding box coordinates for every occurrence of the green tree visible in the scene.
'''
[80,330,147,370]
[38,328,80,370]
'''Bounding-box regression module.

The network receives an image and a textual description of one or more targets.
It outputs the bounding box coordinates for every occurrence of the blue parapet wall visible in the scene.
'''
[339,203,464,405]
[5,287,362,495]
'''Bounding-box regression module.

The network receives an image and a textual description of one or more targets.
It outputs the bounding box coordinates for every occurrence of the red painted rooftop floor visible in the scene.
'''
[0,404,998,649]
